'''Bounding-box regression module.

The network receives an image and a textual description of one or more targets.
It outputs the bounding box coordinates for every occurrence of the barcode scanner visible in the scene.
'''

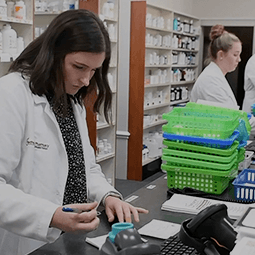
[179,204,237,255]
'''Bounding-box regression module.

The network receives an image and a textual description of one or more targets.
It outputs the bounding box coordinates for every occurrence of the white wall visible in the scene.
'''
[193,0,255,19]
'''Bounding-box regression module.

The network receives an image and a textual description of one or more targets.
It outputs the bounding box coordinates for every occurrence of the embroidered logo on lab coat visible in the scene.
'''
[26,138,49,150]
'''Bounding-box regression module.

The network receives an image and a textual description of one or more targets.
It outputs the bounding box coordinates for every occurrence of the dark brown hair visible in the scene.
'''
[9,9,112,122]
[208,24,241,61]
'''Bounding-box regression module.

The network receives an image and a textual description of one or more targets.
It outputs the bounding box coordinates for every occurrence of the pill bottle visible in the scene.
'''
[0,0,7,18]
[7,0,14,17]
[14,0,26,20]
[2,23,17,55]
[17,36,24,55]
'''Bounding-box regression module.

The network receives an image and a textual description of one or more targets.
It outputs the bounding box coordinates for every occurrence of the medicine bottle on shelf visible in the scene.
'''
[2,23,17,55]
[0,0,7,18]
[14,0,26,20]
[7,0,14,17]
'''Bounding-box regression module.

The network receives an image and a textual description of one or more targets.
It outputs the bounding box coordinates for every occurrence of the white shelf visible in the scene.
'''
[145,64,171,68]
[145,83,171,88]
[144,102,170,111]
[146,25,172,33]
[172,30,200,37]
[171,81,195,85]
[146,45,171,50]
[96,152,115,163]
[170,99,189,106]
[172,48,198,53]
[0,17,33,25]
[143,119,167,130]
[34,12,61,16]
[172,64,198,68]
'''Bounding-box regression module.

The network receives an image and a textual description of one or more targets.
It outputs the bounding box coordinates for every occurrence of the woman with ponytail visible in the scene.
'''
[190,24,241,108]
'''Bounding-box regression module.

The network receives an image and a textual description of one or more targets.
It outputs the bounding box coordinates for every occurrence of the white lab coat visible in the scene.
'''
[242,54,255,113]
[190,61,255,134]
[0,72,119,255]
[190,62,238,108]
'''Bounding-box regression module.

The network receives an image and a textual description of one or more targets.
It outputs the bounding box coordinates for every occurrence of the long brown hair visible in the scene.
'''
[9,9,112,122]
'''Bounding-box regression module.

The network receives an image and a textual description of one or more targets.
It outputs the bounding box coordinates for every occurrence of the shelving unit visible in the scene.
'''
[128,1,201,181]
[79,0,119,186]
[0,0,118,186]
[0,0,34,77]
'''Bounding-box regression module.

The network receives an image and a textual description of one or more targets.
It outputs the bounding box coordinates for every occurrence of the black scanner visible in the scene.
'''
[100,226,160,255]
[179,203,237,255]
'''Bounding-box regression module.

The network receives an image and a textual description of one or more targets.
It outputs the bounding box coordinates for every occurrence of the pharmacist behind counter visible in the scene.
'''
[0,9,148,255]
[190,24,255,134]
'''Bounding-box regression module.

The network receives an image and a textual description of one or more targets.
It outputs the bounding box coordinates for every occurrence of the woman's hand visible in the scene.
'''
[50,201,100,234]
[104,196,149,223]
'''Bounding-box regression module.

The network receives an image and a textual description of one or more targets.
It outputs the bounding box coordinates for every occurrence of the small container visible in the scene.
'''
[7,0,14,17]
[2,23,17,55]
[0,0,7,18]
[17,36,24,55]
[14,0,26,20]
[233,168,255,201]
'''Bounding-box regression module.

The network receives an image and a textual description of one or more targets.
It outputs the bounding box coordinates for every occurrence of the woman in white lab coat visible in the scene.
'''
[0,10,148,255]
[242,54,255,113]
[190,24,241,109]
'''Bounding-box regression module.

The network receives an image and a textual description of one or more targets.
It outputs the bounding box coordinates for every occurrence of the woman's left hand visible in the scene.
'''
[104,196,149,223]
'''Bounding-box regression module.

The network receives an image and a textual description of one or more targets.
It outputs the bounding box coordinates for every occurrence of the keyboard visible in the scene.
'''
[161,234,200,255]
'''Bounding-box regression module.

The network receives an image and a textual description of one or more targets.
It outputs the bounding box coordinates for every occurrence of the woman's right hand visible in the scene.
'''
[50,201,100,234]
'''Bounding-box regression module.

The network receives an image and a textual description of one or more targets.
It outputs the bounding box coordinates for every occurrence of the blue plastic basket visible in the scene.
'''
[163,130,239,149]
[233,168,255,201]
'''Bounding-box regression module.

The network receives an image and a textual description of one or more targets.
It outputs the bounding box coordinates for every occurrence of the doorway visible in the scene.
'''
[202,26,254,109]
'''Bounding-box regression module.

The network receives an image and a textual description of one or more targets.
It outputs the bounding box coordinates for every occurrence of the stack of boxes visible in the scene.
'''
[161,102,250,194]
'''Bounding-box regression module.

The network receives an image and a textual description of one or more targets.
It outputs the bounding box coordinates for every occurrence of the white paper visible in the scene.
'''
[138,219,180,239]
[231,237,255,255]
[86,234,108,249]
[242,209,255,228]
[161,194,249,219]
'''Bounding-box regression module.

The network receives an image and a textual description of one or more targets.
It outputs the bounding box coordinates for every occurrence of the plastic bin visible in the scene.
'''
[162,152,237,170]
[186,102,251,134]
[163,130,239,149]
[238,151,254,171]
[233,168,255,201]
[162,147,238,164]
[162,163,238,194]
[162,107,239,139]
[163,139,239,157]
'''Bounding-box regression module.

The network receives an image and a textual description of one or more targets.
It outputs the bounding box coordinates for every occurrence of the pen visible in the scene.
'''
[62,207,101,216]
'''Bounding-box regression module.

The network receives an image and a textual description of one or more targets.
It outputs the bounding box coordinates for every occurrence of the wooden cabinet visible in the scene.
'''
[128,1,200,181]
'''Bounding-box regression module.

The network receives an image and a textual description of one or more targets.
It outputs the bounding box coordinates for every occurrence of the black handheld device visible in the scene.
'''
[179,204,237,255]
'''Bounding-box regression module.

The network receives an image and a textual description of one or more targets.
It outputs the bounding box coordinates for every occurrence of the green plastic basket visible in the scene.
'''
[162,152,237,170]
[162,107,239,139]
[237,147,246,163]
[186,102,251,134]
[162,139,239,157]
[161,163,238,194]
[162,147,238,164]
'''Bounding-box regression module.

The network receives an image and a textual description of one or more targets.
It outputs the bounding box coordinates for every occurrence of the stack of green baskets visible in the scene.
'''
[161,103,250,194]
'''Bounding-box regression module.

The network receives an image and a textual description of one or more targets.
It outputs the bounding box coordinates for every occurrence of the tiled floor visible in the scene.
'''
[115,170,165,198]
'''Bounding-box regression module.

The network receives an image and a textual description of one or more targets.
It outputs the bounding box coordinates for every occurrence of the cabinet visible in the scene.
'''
[128,1,200,181]
[0,0,33,77]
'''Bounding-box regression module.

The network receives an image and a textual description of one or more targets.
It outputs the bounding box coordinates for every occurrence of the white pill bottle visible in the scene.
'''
[14,0,26,20]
